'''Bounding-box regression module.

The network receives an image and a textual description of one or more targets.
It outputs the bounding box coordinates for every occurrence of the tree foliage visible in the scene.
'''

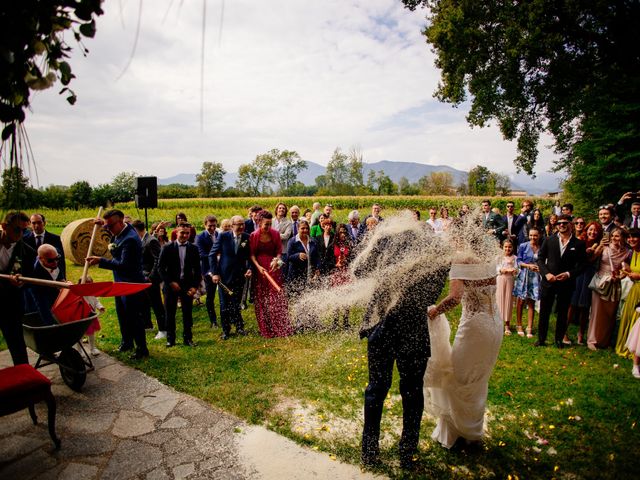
[275,149,307,194]
[467,165,511,197]
[196,161,226,197]
[110,171,138,203]
[1,0,104,167]
[418,171,454,195]
[402,0,640,178]
[68,180,92,209]
[235,153,278,196]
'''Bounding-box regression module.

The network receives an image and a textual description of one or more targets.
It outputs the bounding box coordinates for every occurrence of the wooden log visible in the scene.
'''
[61,218,113,265]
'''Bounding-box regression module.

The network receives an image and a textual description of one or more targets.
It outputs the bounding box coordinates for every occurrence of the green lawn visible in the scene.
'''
[3,259,639,479]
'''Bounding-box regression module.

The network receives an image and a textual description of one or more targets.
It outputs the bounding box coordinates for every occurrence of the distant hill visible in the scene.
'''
[159,160,562,195]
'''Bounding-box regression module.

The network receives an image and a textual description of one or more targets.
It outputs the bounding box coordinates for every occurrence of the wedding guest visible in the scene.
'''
[598,205,616,234]
[502,201,519,246]
[459,204,470,217]
[513,227,542,337]
[244,205,263,235]
[310,202,322,226]
[170,212,197,242]
[626,306,640,379]
[481,199,506,242]
[303,208,312,224]
[567,221,603,344]
[209,215,252,340]
[331,224,353,329]
[545,213,559,237]
[515,199,535,244]
[347,210,363,244]
[426,207,444,234]
[497,240,518,335]
[273,202,293,254]
[219,218,232,232]
[24,213,64,261]
[524,208,546,242]
[615,192,640,229]
[561,203,574,220]
[573,217,587,240]
[195,215,219,328]
[617,229,640,357]
[289,205,301,239]
[132,220,166,336]
[158,223,202,347]
[536,215,586,348]
[86,209,149,360]
[151,222,170,247]
[249,210,292,338]
[587,228,628,350]
[316,217,336,277]
[286,219,319,298]
[25,243,64,326]
[440,206,452,231]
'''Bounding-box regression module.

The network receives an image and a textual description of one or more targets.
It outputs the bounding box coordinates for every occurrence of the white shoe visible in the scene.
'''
[632,365,640,379]
[154,331,167,340]
[91,348,100,356]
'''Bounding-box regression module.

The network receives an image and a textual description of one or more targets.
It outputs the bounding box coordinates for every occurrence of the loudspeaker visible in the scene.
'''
[135,176,158,209]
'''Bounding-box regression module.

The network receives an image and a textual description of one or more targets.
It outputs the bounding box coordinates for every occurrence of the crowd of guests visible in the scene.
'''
[1,193,640,378]
[491,192,640,380]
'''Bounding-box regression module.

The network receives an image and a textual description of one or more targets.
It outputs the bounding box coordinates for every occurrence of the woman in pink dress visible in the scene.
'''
[250,210,293,338]
[496,239,518,335]
[587,228,629,350]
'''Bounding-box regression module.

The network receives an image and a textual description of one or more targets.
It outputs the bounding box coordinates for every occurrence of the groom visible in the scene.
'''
[357,222,448,469]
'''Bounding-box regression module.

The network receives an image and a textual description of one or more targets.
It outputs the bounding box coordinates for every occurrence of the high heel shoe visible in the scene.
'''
[516,326,525,337]
[526,327,533,339]
[504,327,512,336]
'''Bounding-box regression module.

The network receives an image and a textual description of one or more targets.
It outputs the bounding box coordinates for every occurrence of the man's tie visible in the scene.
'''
[35,235,42,248]
[634,216,638,229]
[235,236,240,253]
[293,221,298,236]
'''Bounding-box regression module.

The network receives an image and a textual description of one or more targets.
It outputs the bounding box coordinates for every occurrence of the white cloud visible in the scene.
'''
[24,0,558,187]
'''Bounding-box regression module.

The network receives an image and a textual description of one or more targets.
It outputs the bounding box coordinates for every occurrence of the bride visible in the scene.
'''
[425,222,503,448]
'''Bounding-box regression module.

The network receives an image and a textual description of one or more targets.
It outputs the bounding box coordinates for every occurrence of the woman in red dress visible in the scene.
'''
[250,210,293,338]
[331,224,353,329]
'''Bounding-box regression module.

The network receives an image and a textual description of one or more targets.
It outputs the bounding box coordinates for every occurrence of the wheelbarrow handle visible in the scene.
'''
[0,274,71,289]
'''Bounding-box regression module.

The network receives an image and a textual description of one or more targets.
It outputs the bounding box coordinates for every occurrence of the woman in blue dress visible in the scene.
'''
[513,227,542,338]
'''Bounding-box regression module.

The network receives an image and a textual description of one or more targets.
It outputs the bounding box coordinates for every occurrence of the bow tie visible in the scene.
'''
[178,243,188,247]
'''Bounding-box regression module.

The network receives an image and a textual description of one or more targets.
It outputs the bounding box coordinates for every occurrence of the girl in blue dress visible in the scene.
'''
[513,227,542,338]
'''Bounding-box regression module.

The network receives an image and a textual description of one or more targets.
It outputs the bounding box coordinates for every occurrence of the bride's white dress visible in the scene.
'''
[425,262,503,448]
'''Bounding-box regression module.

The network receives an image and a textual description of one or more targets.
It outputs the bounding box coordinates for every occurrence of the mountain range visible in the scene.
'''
[159,160,563,195]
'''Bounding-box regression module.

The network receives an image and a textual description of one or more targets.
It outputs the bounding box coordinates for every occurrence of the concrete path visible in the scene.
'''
[0,349,382,480]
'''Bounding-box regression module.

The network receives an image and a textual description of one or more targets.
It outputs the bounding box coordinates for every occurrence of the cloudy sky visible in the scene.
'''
[25,0,560,187]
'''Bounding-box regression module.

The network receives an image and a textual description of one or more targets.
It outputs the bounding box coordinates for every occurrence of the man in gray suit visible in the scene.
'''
[481,199,506,242]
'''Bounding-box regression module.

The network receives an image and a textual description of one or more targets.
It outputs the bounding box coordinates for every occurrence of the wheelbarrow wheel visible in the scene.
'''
[58,348,86,391]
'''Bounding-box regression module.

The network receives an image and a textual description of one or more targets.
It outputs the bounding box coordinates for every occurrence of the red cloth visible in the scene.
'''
[0,364,51,396]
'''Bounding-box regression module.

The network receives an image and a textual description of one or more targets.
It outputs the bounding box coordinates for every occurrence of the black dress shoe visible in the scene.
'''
[166,341,175,348]
[555,341,564,349]
[118,344,134,352]
[130,350,149,360]
[183,340,197,347]
[237,328,247,336]
[534,340,547,347]
[220,333,229,340]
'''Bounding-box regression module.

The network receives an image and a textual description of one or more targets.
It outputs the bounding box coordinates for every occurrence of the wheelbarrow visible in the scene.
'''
[22,312,97,392]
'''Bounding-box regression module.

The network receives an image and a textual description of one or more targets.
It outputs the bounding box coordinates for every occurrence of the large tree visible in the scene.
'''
[235,153,278,196]
[196,161,226,197]
[274,149,307,193]
[402,1,640,196]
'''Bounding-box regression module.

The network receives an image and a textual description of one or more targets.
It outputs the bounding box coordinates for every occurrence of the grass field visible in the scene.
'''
[2,198,637,479]
[2,256,637,479]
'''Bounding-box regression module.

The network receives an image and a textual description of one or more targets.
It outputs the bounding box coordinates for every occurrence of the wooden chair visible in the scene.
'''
[0,364,61,449]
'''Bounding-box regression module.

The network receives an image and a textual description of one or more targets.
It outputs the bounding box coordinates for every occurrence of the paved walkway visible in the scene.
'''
[0,349,382,480]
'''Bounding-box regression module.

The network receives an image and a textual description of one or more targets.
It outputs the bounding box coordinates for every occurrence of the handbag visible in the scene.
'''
[588,248,622,302]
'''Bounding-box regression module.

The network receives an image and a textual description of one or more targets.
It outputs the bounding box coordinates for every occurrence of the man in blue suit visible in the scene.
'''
[86,209,149,359]
[26,244,66,325]
[158,224,202,347]
[209,215,252,340]
[195,215,219,328]
[244,205,262,235]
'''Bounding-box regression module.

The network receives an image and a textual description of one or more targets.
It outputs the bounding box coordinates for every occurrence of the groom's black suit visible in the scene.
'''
[536,234,586,346]
[357,228,448,465]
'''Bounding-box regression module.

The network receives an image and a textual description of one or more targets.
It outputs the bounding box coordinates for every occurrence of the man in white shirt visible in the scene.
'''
[426,207,443,233]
